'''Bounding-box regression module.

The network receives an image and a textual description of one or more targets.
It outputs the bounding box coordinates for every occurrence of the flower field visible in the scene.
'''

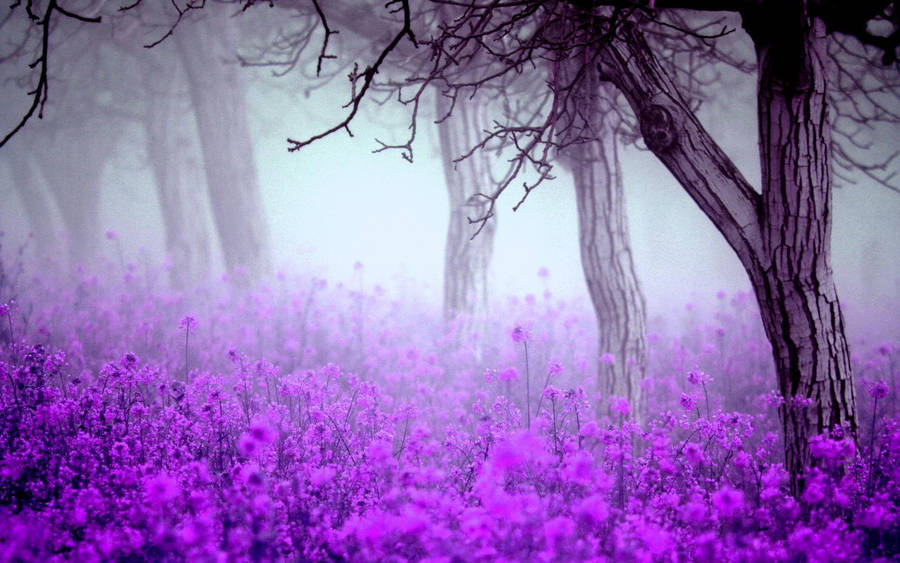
[0,257,898,561]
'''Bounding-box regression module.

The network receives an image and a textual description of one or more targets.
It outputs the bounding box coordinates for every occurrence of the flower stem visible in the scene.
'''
[524,342,530,429]
[183,328,190,381]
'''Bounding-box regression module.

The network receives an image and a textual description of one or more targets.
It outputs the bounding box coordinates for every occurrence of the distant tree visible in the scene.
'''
[555,61,648,417]
[172,4,272,281]
[139,50,213,288]
[1,140,58,256]
[436,90,498,326]
[0,19,123,265]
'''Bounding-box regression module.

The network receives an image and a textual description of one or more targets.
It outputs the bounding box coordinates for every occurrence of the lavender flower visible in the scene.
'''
[511,325,530,343]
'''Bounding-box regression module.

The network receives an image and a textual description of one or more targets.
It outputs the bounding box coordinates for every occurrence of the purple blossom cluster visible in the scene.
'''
[0,261,898,561]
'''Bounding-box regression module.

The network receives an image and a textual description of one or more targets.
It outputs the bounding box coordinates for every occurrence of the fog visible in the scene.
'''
[1,8,898,332]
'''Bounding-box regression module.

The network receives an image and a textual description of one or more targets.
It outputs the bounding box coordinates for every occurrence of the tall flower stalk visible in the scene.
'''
[512,325,531,429]
[179,315,196,380]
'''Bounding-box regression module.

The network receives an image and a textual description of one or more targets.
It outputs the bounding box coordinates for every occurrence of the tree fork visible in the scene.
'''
[597,16,857,494]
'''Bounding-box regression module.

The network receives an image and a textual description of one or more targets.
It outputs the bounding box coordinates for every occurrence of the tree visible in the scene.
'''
[591,3,896,493]
[1,25,124,266]
[140,50,213,288]
[554,62,648,417]
[1,140,59,256]
[173,4,272,281]
[436,90,498,325]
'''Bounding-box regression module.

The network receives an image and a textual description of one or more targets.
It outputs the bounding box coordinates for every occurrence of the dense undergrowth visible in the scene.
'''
[0,252,898,561]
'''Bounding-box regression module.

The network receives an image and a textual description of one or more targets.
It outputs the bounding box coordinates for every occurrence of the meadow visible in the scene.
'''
[0,249,898,561]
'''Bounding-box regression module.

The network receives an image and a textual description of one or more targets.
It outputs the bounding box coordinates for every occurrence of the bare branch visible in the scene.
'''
[1,0,54,149]
[286,0,418,152]
[310,0,338,76]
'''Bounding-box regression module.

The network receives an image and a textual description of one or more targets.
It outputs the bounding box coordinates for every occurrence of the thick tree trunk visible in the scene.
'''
[142,58,212,288]
[436,91,496,327]
[597,13,856,494]
[557,73,647,418]
[175,5,271,281]
[747,5,856,491]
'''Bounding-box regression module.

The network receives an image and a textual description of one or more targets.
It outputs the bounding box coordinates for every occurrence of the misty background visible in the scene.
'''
[0,5,897,332]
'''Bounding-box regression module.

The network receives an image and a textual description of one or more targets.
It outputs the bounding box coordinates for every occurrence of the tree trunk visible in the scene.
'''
[436,91,497,329]
[142,57,212,288]
[597,12,856,494]
[747,4,856,492]
[175,5,271,281]
[36,119,115,268]
[3,141,58,255]
[557,72,647,419]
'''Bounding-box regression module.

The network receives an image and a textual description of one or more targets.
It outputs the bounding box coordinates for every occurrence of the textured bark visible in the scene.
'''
[175,5,271,281]
[747,4,857,492]
[142,58,212,288]
[436,92,497,326]
[556,62,647,418]
[598,11,856,494]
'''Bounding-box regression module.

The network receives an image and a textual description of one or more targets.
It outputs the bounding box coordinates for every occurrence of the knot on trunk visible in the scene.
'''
[639,104,677,153]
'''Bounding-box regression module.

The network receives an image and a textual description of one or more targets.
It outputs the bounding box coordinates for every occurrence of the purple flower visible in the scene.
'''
[542,386,561,401]
[511,325,530,343]
[684,442,704,465]
[609,396,630,416]
[733,451,751,470]
[0,303,8,317]
[179,315,197,331]
[868,380,889,400]
[537,267,550,279]
[145,473,179,505]
[687,369,711,386]
[801,478,826,505]
[712,486,745,519]
[249,421,276,444]
[238,433,258,456]
[679,393,697,411]
[680,494,707,524]
[120,352,139,370]
[599,353,615,366]
[547,360,563,377]
[790,395,814,409]
[498,366,519,381]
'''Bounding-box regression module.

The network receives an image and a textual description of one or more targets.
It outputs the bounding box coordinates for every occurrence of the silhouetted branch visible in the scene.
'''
[310,0,338,76]
[1,0,102,150]
[286,0,417,152]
